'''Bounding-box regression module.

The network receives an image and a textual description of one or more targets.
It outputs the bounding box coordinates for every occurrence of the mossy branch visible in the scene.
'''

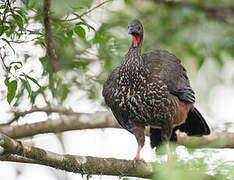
[0,133,153,178]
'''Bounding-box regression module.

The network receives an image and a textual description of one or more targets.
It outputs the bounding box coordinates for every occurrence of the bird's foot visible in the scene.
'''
[166,155,176,168]
[133,157,145,167]
[167,154,171,162]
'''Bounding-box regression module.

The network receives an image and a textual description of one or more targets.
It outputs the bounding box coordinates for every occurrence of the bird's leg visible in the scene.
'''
[133,126,145,166]
[161,125,172,162]
[135,145,142,161]
[165,142,171,162]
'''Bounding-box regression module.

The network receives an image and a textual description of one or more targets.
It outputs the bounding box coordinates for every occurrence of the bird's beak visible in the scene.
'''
[128,26,135,34]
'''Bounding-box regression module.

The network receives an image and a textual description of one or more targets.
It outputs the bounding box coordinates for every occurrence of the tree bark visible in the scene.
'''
[43,0,59,72]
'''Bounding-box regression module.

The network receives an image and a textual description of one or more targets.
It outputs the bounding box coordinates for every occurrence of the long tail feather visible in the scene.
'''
[150,107,210,148]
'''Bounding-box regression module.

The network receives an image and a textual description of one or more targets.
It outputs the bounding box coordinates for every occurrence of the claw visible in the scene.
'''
[133,157,145,167]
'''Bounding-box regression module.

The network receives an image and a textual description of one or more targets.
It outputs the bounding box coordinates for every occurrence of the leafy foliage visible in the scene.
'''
[1,0,97,106]
[2,0,232,106]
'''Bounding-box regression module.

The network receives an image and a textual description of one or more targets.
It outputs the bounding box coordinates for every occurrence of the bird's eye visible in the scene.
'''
[138,26,141,30]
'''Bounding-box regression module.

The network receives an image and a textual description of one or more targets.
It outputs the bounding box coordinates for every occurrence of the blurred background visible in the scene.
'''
[0,0,234,179]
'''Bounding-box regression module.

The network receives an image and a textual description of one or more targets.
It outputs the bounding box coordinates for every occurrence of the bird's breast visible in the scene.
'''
[114,75,172,125]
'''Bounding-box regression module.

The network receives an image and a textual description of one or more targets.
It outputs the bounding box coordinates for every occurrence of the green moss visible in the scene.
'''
[22,146,47,160]
[56,155,87,175]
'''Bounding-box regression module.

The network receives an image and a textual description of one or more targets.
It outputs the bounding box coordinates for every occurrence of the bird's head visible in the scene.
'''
[128,19,144,48]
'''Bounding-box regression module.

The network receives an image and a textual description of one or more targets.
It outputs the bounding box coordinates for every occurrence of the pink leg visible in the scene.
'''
[133,145,142,166]
[135,145,142,160]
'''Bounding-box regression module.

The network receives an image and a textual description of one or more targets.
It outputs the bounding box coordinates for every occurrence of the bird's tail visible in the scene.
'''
[150,107,210,148]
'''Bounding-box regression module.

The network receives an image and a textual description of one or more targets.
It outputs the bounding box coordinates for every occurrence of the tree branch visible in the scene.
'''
[0,107,87,126]
[153,0,234,25]
[0,112,120,139]
[0,111,234,149]
[0,154,39,164]
[43,0,59,73]
[177,131,234,148]
[1,107,234,149]
[0,133,153,178]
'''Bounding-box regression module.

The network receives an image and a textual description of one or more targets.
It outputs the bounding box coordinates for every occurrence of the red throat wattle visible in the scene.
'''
[132,34,140,48]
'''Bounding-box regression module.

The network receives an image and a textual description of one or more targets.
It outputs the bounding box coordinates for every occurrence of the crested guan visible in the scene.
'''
[102,19,210,163]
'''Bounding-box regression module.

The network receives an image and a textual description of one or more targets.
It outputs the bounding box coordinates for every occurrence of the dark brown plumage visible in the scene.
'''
[102,19,210,163]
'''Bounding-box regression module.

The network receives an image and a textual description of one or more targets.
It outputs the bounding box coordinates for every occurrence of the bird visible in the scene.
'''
[102,19,210,164]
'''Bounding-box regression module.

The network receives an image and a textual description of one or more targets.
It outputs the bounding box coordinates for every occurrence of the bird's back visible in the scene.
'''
[142,49,195,104]
[143,50,210,148]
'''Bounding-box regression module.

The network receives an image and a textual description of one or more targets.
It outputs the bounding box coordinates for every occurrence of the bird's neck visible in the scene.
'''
[124,36,143,63]
[129,37,143,55]
[119,44,147,86]
[128,45,142,56]
[123,46,143,68]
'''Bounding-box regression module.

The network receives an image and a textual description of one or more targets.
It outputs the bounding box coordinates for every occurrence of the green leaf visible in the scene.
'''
[76,21,95,31]
[35,37,46,47]
[20,77,32,96]
[61,85,69,102]
[10,61,22,68]
[0,5,6,9]
[24,74,41,88]
[14,65,20,70]
[1,38,15,53]
[122,178,129,180]
[4,77,17,104]
[74,25,86,39]
[66,30,73,39]
[28,29,42,35]
[88,85,97,99]
[57,26,64,32]
[15,8,25,18]
[15,14,24,28]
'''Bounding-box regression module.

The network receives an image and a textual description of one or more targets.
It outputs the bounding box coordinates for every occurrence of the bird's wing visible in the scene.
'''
[143,50,195,103]
[102,67,133,133]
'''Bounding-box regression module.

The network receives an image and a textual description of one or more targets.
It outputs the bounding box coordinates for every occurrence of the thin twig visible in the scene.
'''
[80,0,113,17]
[0,52,8,72]
[0,107,87,126]
[58,0,113,22]
[7,37,38,44]
[0,51,18,79]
